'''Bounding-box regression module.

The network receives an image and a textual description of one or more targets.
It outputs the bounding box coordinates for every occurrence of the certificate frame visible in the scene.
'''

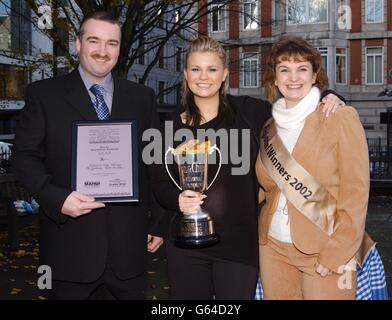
[71,120,139,203]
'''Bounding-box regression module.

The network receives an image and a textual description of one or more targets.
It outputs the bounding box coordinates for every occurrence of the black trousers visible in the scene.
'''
[48,264,146,300]
[166,241,258,300]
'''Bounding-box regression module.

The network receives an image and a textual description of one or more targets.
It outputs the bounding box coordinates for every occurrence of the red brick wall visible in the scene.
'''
[242,45,259,53]
[261,0,272,37]
[365,39,384,46]
[388,0,392,31]
[229,47,239,88]
[350,40,362,85]
[198,0,208,35]
[229,1,239,39]
[350,0,361,32]
[388,39,392,84]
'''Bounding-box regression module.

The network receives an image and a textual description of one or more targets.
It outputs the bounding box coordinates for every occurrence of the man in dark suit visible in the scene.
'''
[12,11,164,299]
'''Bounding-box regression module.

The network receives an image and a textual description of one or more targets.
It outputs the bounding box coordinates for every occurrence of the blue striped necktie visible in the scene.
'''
[89,84,110,120]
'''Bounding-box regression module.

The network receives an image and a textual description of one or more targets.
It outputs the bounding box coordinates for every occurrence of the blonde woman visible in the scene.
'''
[152,36,344,299]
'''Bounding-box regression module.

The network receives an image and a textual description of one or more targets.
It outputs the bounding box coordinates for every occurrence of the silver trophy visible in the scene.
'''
[165,139,221,248]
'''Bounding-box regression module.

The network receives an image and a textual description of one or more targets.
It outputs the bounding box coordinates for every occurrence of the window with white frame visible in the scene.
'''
[242,0,259,30]
[242,53,259,88]
[317,47,328,72]
[366,0,383,23]
[335,48,347,84]
[211,2,227,32]
[366,47,383,84]
[287,0,328,25]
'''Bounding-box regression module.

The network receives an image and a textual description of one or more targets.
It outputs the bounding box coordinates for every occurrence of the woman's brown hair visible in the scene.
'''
[263,36,329,103]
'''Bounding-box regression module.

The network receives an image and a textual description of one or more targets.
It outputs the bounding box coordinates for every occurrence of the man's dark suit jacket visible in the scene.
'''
[13,68,163,282]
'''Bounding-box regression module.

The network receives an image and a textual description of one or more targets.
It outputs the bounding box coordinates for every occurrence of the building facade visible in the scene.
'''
[199,0,392,147]
[0,0,31,141]
[0,1,190,142]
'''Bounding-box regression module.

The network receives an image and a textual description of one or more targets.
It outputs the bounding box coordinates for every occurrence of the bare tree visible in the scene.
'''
[0,1,240,77]
[0,0,281,99]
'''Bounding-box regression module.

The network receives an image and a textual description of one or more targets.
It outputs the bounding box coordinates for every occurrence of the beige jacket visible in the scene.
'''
[256,104,374,272]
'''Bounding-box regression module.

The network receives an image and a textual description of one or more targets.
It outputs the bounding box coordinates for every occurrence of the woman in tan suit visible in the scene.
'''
[256,36,374,299]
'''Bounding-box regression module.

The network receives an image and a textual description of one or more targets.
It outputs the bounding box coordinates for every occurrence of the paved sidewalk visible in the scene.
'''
[0,195,391,300]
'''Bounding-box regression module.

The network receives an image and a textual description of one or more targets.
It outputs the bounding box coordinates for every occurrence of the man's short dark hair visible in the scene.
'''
[77,11,121,39]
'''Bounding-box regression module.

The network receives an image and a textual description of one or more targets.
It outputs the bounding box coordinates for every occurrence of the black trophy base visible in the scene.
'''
[174,233,220,249]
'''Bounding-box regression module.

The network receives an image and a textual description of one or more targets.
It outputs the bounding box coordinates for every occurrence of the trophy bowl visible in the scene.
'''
[165,139,221,248]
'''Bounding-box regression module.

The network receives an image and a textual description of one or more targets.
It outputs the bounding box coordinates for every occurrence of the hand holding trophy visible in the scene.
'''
[165,139,221,248]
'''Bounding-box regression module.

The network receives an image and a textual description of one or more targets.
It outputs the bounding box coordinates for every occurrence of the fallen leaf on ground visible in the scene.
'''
[10,288,22,295]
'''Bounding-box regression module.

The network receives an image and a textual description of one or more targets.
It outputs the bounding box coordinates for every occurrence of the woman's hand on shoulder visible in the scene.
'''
[321,93,345,117]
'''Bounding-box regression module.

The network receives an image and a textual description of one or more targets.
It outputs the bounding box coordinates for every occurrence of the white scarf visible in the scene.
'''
[272,86,321,130]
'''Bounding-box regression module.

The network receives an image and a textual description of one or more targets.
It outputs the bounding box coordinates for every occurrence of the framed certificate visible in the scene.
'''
[71,121,139,203]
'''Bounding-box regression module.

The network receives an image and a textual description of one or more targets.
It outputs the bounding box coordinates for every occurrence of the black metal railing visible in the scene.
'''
[368,138,392,180]
[369,155,392,180]
[0,148,12,174]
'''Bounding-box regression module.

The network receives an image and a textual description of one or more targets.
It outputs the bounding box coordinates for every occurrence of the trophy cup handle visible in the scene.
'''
[165,147,183,191]
[206,145,222,190]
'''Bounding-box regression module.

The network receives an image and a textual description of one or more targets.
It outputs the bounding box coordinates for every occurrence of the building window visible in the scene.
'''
[210,2,226,32]
[317,47,328,72]
[138,38,146,65]
[138,51,145,65]
[158,47,165,69]
[335,48,347,84]
[0,64,27,100]
[138,48,145,65]
[242,53,258,88]
[158,81,165,103]
[366,47,383,84]
[287,0,328,25]
[176,47,182,72]
[365,0,383,23]
[1,0,31,54]
[242,0,259,30]
[0,1,11,51]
